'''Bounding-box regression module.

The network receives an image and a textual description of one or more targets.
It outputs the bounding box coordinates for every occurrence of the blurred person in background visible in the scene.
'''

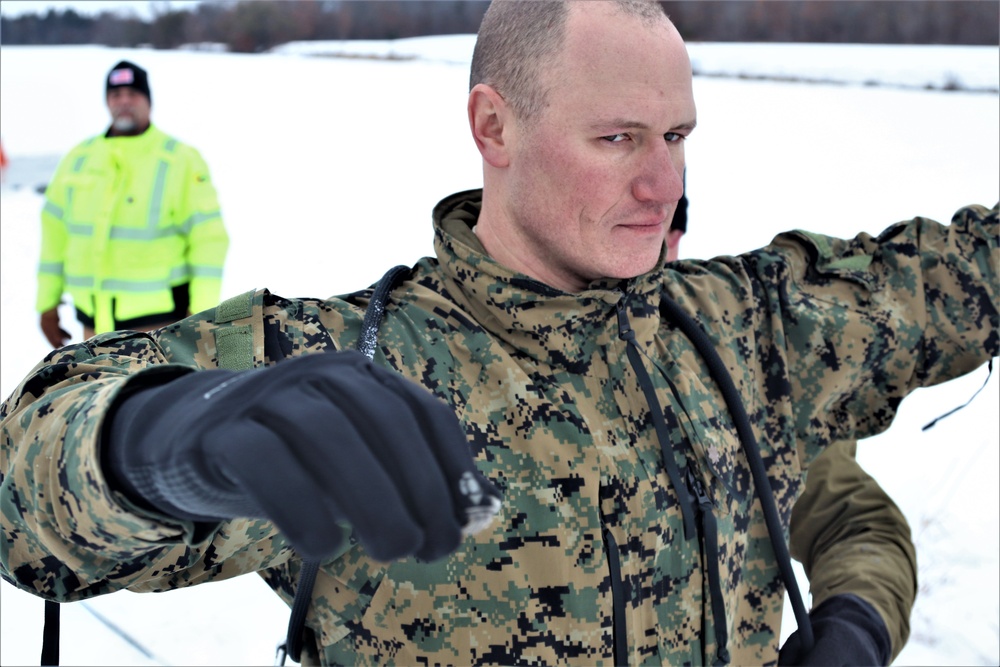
[37,60,229,348]
[0,138,8,185]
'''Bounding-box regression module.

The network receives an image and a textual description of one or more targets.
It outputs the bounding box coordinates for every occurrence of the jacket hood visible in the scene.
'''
[429,189,667,372]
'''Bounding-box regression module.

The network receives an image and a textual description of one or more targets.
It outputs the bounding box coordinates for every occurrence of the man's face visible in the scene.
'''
[106,87,151,135]
[500,3,695,292]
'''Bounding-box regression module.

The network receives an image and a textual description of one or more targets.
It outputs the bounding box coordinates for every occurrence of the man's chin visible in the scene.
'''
[112,117,137,133]
[608,254,665,282]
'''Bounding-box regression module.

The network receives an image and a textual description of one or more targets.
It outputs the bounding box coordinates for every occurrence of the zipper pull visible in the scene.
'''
[686,465,713,510]
[615,292,635,342]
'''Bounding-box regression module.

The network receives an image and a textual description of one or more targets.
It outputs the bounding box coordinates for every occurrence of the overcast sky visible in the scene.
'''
[0,0,202,19]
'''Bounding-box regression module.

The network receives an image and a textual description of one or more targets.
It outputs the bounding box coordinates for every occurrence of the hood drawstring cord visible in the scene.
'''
[658,292,815,656]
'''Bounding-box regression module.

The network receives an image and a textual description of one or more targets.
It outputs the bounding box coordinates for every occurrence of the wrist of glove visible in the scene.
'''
[103,350,502,563]
[105,366,269,522]
[779,593,892,666]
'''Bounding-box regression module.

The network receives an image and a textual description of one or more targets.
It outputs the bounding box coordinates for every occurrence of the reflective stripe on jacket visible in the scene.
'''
[37,124,228,332]
[3,191,996,665]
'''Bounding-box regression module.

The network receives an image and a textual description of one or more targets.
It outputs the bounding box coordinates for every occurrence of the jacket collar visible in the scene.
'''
[431,189,665,372]
[104,122,155,140]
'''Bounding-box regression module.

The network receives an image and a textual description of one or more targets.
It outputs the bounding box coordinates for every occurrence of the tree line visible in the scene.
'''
[1,1,996,53]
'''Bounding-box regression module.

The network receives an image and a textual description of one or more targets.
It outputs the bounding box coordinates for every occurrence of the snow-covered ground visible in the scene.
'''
[1,36,997,665]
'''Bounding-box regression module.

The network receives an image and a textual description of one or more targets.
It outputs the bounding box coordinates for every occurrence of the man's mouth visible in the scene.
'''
[620,217,666,230]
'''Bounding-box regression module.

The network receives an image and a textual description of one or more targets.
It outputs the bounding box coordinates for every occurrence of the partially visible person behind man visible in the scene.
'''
[37,60,229,348]
[669,190,918,663]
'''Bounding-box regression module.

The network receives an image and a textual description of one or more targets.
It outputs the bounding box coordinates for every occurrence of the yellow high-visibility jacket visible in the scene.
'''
[37,124,229,333]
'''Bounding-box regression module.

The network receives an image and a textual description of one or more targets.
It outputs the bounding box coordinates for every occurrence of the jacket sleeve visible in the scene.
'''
[0,298,293,602]
[788,439,916,662]
[761,203,999,462]
[35,151,77,313]
[179,146,229,314]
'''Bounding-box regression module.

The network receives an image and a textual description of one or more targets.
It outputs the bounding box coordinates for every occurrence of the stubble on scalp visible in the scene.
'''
[470,0,670,122]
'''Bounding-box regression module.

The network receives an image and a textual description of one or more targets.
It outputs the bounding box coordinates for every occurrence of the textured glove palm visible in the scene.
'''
[779,593,892,666]
[105,350,501,562]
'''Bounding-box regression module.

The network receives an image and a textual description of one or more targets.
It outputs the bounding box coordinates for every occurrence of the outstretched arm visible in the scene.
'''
[2,299,500,603]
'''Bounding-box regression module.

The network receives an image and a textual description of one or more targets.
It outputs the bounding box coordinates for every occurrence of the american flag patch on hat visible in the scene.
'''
[109,68,135,85]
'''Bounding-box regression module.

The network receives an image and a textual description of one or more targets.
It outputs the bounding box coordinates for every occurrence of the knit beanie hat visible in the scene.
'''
[106,60,151,104]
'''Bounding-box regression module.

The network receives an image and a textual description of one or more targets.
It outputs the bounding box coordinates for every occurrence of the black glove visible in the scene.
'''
[779,594,892,666]
[104,350,502,563]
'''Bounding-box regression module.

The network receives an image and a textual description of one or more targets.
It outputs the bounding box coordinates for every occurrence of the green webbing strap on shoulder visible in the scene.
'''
[214,290,256,371]
[278,265,411,666]
[217,289,254,322]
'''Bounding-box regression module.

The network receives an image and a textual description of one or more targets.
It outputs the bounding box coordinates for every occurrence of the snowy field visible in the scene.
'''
[1,36,998,665]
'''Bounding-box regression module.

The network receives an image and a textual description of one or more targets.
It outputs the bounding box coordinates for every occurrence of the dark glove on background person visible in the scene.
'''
[779,593,892,666]
[103,350,502,562]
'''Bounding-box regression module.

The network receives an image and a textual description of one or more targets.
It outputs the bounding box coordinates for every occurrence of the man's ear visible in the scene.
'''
[468,83,511,168]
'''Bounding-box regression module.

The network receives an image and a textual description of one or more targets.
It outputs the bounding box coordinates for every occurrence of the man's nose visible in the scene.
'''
[633,141,684,206]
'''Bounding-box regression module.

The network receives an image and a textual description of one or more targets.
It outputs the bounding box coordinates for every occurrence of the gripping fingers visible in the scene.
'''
[208,414,424,562]
[205,350,501,563]
[309,360,467,561]
[358,360,503,556]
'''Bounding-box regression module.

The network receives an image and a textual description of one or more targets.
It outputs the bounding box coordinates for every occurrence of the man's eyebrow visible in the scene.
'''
[591,118,698,131]
[590,119,650,132]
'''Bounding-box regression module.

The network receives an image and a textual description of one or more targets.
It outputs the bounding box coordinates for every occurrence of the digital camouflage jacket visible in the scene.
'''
[2,190,997,665]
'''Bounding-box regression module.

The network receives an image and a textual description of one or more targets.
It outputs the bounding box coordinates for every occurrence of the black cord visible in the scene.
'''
[280,265,411,665]
[659,294,815,653]
[922,359,993,431]
[41,600,59,665]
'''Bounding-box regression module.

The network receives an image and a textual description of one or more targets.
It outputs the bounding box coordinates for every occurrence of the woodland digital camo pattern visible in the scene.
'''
[2,190,998,665]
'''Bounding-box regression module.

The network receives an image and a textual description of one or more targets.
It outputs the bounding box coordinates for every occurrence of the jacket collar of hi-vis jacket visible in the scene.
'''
[102,121,157,142]
[429,189,667,372]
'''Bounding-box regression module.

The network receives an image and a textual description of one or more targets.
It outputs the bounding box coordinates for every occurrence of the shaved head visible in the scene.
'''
[470,0,670,120]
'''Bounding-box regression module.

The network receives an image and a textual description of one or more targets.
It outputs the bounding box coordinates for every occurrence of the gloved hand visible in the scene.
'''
[40,307,71,348]
[104,350,502,563]
[779,593,892,666]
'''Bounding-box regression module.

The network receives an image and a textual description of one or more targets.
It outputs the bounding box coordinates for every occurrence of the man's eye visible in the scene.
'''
[601,133,630,143]
[665,132,686,143]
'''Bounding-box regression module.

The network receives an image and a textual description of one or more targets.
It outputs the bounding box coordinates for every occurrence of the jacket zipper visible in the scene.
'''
[685,466,731,666]
[603,528,628,666]
[614,292,731,665]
